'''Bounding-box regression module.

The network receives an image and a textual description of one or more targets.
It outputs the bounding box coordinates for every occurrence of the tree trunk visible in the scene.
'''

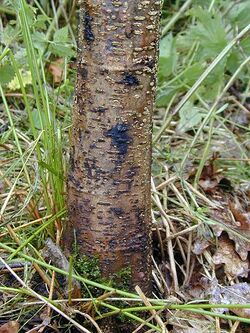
[64,0,161,294]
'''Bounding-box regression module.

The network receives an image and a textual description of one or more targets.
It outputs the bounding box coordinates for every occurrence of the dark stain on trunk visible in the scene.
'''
[84,11,95,42]
[84,158,105,180]
[110,207,124,216]
[91,107,107,113]
[119,72,139,86]
[79,67,88,80]
[69,146,75,172]
[104,123,132,156]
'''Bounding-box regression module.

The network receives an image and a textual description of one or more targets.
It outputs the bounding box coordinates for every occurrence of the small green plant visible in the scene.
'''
[74,254,102,281]
[111,267,132,291]
[72,244,131,292]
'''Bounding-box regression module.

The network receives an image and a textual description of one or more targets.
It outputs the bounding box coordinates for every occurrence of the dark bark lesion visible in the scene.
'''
[84,158,106,180]
[104,123,132,156]
[79,67,88,80]
[110,207,124,216]
[119,71,140,86]
[83,11,95,42]
[91,107,107,113]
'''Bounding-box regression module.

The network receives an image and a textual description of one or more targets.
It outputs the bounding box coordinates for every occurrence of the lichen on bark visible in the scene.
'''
[64,0,161,295]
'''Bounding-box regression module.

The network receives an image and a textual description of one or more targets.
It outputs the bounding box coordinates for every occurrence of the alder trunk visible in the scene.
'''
[64,0,161,294]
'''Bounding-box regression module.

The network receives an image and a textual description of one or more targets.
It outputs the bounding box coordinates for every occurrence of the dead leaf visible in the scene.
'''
[198,156,223,194]
[187,276,211,300]
[230,109,250,127]
[229,200,250,231]
[212,235,248,278]
[173,328,198,333]
[42,238,81,298]
[0,321,19,333]
[48,58,64,83]
[199,178,219,193]
[171,311,212,332]
[210,282,250,318]
[192,237,211,255]
[210,195,250,261]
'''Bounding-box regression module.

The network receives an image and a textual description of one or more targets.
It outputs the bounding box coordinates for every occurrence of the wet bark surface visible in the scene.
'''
[64,0,161,295]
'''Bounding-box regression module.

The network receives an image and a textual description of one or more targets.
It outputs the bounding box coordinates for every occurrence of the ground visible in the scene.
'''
[0,0,250,332]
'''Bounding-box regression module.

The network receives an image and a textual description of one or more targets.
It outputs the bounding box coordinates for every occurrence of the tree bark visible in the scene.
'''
[64,0,161,294]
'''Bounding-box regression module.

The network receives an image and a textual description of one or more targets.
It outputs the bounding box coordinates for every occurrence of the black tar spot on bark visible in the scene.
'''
[68,174,82,189]
[84,158,104,180]
[110,207,124,216]
[127,166,138,179]
[97,202,110,206]
[146,59,155,69]
[89,142,97,149]
[84,160,92,179]
[126,166,139,190]
[100,68,109,76]
[91,107,107,113]
[79,67,88,79]
[84,12,95,42]
[78,130,83,142]
[119,72,139,86]
[69,147,75,172]
[108,238,117,249]
[105,123,132,155]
